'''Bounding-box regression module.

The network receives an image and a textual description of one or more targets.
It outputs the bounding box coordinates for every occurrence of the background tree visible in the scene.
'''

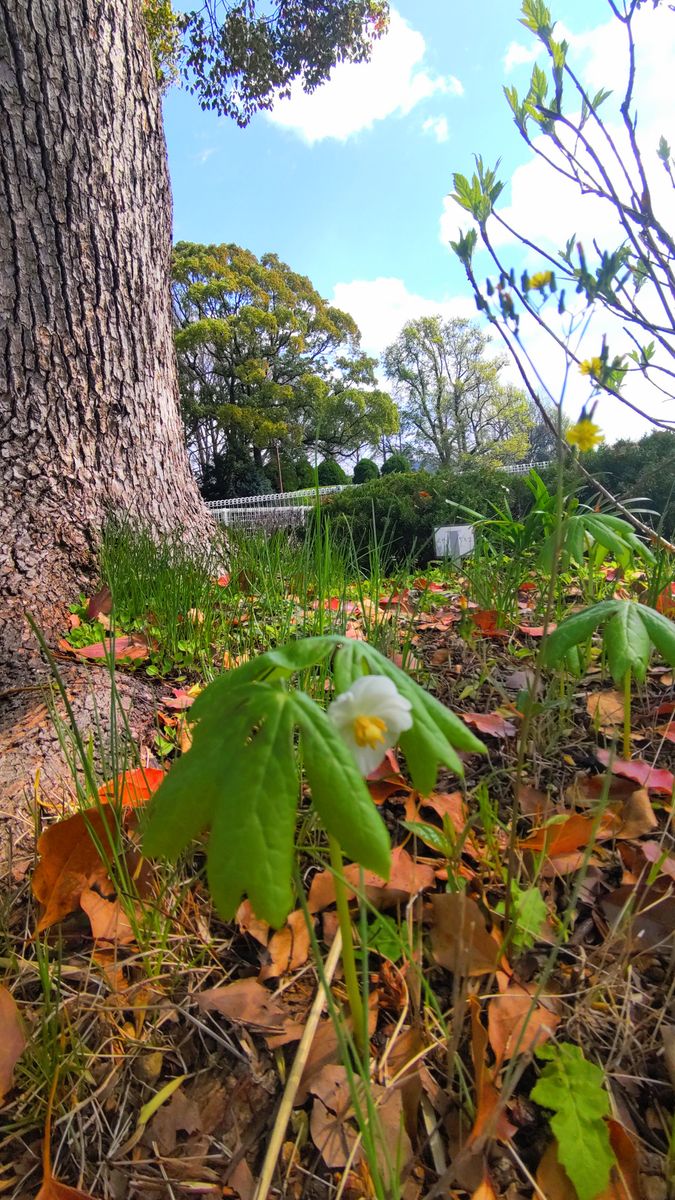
[449,0,675,542]
[382,316,533,468]
[317,459,349,486]
[0,0,388,686]
[381,453,412,475]
[174,242,399,496]
[353,458,380,483]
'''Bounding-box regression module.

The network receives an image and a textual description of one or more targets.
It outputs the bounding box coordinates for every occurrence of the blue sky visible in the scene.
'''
[163,1,673,440]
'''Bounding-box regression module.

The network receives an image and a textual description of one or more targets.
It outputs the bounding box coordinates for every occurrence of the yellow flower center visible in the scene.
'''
[353,714,387,749]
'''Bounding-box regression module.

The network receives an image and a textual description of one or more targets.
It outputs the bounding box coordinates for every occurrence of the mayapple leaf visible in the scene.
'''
[542,601,618,667]
[634,602,675,665]
[603,602,650,684]
[292,690,390,880]
[207,690,298,926]
[532,1043,614,1200]
[333,641,486,795]
[188,636,337,724]
[544,600,675,685]
[143,684,300,926]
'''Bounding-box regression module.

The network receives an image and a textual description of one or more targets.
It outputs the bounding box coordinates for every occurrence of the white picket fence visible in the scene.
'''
[207,484,349,531]
[205,462,551,530]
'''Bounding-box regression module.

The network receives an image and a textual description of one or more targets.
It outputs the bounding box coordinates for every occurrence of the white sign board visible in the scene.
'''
[433,524,475,560]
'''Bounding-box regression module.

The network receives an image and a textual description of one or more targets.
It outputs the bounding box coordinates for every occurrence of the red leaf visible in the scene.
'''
[97,766,164,808]
[656,582,675,616]
[596,750,674,794]
[58,634,150,662]
[517,622,557,637]
[463,711,518,738]
[470,609,509,637]
[86,585,112,621]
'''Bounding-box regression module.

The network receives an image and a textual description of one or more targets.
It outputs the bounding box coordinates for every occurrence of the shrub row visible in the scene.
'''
[319,466,533,569]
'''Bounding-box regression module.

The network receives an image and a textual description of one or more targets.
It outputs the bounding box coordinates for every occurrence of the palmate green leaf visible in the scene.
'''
[143,683,300,925]
[207,690,297,925]
[142,669,392,926]
[333,640,486,796]
[542,601,619,668]
[532,1043,615,1200]
[633,602,675,667]
[603,603,650,684]
[188,636,337,723]
[291,690,390,880]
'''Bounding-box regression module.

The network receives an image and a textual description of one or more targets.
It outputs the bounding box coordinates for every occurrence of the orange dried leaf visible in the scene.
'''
[487,973,560,1067]
[97,766,164,808]
[259,909,311,980]
[32,809,118,931]
[0,986,26,1102]
[79,888,136,946]
[36,1180,98,1199]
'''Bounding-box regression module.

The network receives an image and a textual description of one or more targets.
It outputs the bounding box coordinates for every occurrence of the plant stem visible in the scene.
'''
[623,666,632,759]
[328,833,367,1059]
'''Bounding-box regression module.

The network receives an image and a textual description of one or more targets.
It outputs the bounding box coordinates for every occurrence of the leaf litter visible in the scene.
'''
[2,564,673,1200]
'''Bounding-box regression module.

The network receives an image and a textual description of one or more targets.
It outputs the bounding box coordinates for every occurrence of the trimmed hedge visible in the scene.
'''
[321,467,532,568]
[381,452,411,476]
[353,458,380,484]
[580,431,675,537]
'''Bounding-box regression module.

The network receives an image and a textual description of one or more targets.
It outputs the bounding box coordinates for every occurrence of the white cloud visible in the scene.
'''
[422,115,450,144]
[193,146,216,166]
[331,277,474,358]
[438,6,675,443]
[266,10,463,143]
[503,40,541,74]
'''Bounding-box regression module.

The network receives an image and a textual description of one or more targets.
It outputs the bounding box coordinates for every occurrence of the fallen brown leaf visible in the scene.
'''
[236,899,270,946]
[146,1086,202,1155]
[308,846,435,913]
[587,689,625,734]
[259,908,311,980]
[487,972,560,1067]
[429,894,502,977]
[0,986,26,1102]
[79,888,136,945]
[32,809,118,931]
[197,978,289,1033]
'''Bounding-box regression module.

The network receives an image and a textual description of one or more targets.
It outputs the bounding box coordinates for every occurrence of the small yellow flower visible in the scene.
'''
[579,356,604,379]
[566,419,604,452]
[529,270,553,291]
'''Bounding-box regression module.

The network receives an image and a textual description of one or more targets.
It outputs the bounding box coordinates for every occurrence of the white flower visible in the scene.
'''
[328,674,413,777]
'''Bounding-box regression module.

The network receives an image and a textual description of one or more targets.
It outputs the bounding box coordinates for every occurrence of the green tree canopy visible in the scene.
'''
[382,316,533,469]
[144,0,389,120]
[173,242,398,495]
[353,457,380,483]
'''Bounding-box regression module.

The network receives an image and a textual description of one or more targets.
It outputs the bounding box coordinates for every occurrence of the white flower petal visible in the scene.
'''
[327,672,414,776]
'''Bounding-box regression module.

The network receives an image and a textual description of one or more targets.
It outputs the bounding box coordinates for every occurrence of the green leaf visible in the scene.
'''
[532,1043,615,1200]
[189,637,337,723]
[542,601,619,667]
[291,690,391,880]
[144,683,300,926]
[603,603,650,685]
[633,603,675,669]
[402,819,455,857]
[206,689,298,926]
[497,883,548,950]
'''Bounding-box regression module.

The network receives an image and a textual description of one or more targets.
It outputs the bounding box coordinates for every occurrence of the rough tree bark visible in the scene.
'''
[0,0,212,689]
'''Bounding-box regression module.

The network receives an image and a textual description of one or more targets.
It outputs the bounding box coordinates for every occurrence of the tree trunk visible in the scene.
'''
[0,0,212,688]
